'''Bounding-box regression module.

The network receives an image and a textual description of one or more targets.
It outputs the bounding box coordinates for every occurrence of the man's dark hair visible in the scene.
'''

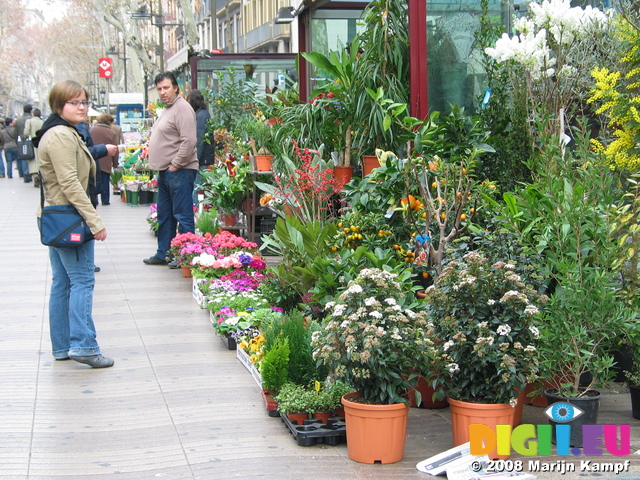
[33,108,41,117]
[154,72,179,92]
[23,104,33,114]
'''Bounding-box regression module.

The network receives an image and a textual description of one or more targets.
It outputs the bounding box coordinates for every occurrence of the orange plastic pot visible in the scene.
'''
[333,166,354,188]
[342,392,409,464]
[448,397,516,460]
[313,412,332,424]
[255,154,273,172]
[223,213,237,227]
[180,265,192,278]
[361,155,380,176]
[287,412,309,425]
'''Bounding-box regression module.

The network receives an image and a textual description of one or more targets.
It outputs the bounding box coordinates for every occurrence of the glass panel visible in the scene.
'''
[426,0,507,113]
[310,10,365,58]
[194,56,298,95]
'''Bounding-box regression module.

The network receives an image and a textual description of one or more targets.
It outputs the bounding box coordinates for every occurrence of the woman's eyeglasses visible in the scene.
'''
[66,101,90,107]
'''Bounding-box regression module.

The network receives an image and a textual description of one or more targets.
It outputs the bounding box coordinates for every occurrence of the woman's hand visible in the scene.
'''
[106,144,119,156]
[93,228,107,241]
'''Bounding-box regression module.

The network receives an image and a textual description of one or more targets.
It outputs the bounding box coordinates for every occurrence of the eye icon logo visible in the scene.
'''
[544,402,584,423]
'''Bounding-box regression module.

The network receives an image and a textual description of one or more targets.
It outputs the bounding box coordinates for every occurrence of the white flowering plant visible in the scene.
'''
[483,0,614,123]
[311,268,437,405]
[424,251,544,405]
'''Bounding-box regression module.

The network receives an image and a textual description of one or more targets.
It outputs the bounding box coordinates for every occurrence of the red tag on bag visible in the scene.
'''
[70,233,82,242]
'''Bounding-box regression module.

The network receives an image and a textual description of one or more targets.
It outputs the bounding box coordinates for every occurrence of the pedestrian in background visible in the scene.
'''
[32,79,114,368]
[23,108,44,186]
[15,104,33,182]
[90,114,119,206]
[186,89,214,204]
[0,117,19,179]
[0,117,5,178]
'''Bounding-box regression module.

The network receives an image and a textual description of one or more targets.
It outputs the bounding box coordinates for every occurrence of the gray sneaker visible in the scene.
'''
[70,354,114,368]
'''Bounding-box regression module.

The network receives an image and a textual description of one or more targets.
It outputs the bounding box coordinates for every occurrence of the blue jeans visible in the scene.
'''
[19,159,29,179]
[48,240,101,359]
[155,168,197,260]
[99,171,111,204]
[4,148,18,178]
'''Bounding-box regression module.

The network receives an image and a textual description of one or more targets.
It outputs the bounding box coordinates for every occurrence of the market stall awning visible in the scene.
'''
[87,107,101,117]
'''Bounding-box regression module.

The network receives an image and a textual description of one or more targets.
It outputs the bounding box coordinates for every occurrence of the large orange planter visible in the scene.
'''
[342,392,409,464]
[448,397,516,460]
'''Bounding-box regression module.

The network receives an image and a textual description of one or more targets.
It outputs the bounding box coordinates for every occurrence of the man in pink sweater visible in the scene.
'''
[143,72,198,266]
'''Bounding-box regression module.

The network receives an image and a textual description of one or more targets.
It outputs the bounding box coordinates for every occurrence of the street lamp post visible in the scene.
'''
[107,43,129,92]
[132,3,183,73]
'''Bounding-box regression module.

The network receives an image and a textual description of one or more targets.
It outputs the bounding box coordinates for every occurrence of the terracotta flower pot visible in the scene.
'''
[254,154,273,172]
[313,412,332,424]
[223,213,237,227]
[180,264,192,278]
[448,397,516,460]
[333,166,354,188]
[287,412,309,425]
[361,155,380,176]
[342,392,409,464]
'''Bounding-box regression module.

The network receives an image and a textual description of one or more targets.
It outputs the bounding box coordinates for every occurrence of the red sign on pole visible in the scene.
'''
[98,58,113,78]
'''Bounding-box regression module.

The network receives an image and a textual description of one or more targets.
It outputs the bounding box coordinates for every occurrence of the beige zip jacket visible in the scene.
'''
[37,125,104,234]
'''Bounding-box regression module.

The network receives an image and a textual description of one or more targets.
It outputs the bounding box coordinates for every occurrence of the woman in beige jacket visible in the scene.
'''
[33,80,114,369]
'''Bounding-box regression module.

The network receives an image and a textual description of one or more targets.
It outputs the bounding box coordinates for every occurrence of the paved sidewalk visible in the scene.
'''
[1,177,640,480]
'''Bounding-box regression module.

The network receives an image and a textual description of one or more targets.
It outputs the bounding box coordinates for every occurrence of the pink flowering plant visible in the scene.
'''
[424,251,544,405]
[167,232,216,266]
[311,268,436,405]
[210,230,259,255]
[191,251,266,279]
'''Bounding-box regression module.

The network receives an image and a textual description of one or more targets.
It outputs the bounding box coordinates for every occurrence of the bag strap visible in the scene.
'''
[39,172,45,208]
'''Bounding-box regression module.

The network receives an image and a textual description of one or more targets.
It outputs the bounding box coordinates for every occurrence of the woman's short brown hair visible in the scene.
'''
[48,80,90,115]
[96,113,114,124]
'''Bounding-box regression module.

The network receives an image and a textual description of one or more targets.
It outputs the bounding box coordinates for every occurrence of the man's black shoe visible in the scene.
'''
[168,261,180,269]
[94,266,101,272]
[143,256,168,265]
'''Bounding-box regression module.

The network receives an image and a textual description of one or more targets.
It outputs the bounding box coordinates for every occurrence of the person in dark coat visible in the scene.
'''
[90,114,119,206]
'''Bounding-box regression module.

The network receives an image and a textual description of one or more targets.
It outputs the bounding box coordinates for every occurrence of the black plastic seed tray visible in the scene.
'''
[280,415,347,447]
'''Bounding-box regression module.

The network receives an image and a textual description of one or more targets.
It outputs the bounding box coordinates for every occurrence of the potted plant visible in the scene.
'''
[110,168,123,195]
[209,306,255,349]
[537,273,635,446]
[424,250,543,459]
[261,337,290,416]
[243,109,275,171]
[311,267,435,464]
[274,382,316,425]
[200,160,250,225]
